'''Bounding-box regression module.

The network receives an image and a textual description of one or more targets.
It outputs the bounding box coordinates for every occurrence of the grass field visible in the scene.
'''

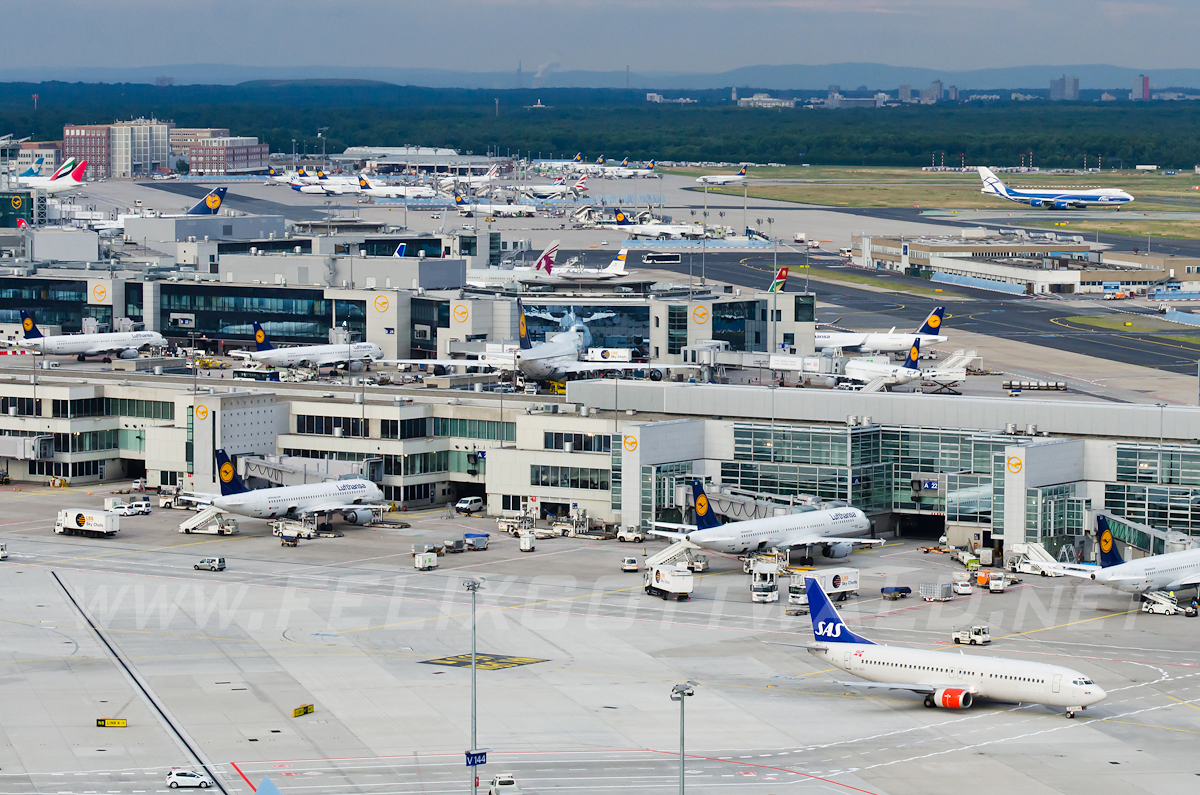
[666,165,1200,212]
[1061,314,1200,345]
[1028,218,1200,240]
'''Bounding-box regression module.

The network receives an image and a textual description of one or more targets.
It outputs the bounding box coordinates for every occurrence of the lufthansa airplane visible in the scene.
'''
[210,449,384,524]
[652,480,880,565]
[814,307,948,353]
[13,311,166,362]
[1058,515,1200,595]
[978,166,1134,209]
[775,578,1106,718]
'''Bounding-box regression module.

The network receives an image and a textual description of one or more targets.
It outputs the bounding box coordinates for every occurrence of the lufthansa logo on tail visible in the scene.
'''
[927,314,941,329]
[1099,530,1113,553]
[255,329,265,343]
[696,494,709,516]
[519,314,527,337]
[22,317,32,331]
[205,194,221,210]
[909,346,919,361]
[219,462,234,483]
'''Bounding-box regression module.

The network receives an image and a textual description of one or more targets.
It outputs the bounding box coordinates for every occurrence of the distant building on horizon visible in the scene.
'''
[1050,75,1079,101]
[898,84,912,102]
[1133,74,1150,100]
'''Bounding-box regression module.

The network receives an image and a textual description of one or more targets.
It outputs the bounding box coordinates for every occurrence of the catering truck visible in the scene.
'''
[788,567,859,606]
[54,509,119,538]
[644,564,693,601]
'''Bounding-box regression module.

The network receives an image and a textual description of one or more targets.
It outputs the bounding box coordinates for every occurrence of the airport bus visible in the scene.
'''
[232,369,281,382]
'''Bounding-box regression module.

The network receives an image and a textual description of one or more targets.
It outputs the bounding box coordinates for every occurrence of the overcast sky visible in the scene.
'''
[5,0,1197,73]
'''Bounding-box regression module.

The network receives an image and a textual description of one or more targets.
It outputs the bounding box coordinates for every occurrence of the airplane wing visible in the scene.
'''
[298,501,382,517]
[381,359,501,370]
[837,680,941,696]
[1167,572,1200,590]
[776,536,885,552]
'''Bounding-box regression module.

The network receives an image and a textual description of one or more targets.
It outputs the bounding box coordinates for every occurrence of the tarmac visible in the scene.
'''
[3,484,1200,795]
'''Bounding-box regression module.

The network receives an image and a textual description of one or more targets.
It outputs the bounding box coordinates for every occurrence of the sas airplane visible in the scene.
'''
[814,307,947,353]
[774,576,1106,718]
[652,480,879,565]
[978,166,1134,209]
[697,165,748,185]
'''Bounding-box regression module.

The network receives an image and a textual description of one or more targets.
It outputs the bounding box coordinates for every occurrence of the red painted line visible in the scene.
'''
[230,762,255,792]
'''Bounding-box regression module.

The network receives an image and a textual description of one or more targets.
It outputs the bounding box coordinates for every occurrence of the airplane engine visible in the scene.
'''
[298,359,315,369]
[931,688,973,709]
[1054,200,1070,209]
[824,377,837,388]
[347,360,365,373]
[822,541,853,559]
[649,368,665,382]
[1029,199,1044,208]
[119,348,140,359]
[342,508,374,525]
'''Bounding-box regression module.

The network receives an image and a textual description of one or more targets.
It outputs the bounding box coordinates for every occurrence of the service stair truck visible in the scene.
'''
[1004,542,1064,577]
[751,560,780,603]
[645,564,693,601]
[1141,591,1199,617]
[788,567,859,610]
[55,509,119,538]
[179,507,240,535]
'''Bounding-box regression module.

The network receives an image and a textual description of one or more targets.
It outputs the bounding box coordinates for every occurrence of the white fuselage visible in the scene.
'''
[843,358,922,386]
[1088,548,1200,594]
[501,330,589,380]
[612,222,704,240]
[212,479,383,519]
[21,330,165,357]
[457,202,536,218]
[686,508,871,556]
[364,183,436,199]
[16,175,85,196]
[816,331,946,353]
[696,174,745,185]
[250,342,383,369]
[812,643,1106,710]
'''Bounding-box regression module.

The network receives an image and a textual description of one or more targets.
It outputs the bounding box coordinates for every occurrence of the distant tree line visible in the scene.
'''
[3,81,1200,168]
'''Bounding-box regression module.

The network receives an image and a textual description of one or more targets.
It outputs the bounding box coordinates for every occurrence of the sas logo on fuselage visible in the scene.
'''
[815,621,844,638]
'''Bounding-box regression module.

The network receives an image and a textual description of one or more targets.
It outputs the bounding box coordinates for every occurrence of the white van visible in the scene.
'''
[455,496,484,515]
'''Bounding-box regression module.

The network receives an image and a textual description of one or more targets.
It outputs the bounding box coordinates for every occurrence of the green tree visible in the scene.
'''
[175,159,189,174]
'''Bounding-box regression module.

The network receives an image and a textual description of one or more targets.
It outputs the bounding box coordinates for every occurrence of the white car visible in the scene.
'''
[951,580,972,595]
[166,769,213,789]
[114,503,151,516]
[621,557,639,572]
[487,775,522,795]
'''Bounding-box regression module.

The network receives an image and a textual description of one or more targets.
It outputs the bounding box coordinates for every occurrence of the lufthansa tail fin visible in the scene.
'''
[807,578,876,644]
[606,249,629,273]
[19,310,43,339]
[915,306,945,336]
[902,338,921,370]
[573,153,582,162]
[611,210,634,226]
[691,480,723,531]
[516,298,533,350]
[453,192,469,206]
[646,160,655,170]
[251,321,275,351]
[186,187,227,215]
[738,165,748,176]
[1096,516,1125,568]
[214,449,251,496]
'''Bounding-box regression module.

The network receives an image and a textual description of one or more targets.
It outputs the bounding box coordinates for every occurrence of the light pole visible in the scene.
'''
[1157,402,1167,482]
[670,682,696,795]
[188,331,199,394]
[769,385,777,463]
[464,578,484,795]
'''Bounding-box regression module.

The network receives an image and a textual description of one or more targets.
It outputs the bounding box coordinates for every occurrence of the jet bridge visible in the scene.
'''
[671,479,843,523]
[1088,510,1198,560]
[242,454,383,487]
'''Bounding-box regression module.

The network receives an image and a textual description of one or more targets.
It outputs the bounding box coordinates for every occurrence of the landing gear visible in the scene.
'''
[77,354,86,361]
[1065,707,1081,719]
[800,556,814,566]
[102,357,112,364]
[923,695,936,708]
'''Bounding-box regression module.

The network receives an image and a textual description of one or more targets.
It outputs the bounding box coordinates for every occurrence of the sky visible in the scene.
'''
[3,0,1198,73]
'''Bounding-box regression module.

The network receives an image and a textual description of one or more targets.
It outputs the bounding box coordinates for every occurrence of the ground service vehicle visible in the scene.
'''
[621,557,640,572]
[465,533,489,550]
[881,586,911,601]
[54,509,119,538]
[487,775,521,795]
[413,552,438,571]
[988,573,1007,593]
[114,502,151,516]
[195,557,225,571]
[645,564,693,600]
[456,496,484,514]
[920,582,954,601]
[789,567,859,605]
[519,534,536,552]
[952,580,973,595]
[0,543,7,560]
[952,625,992,645]
[618,526,646,542]
[752,561,780,603]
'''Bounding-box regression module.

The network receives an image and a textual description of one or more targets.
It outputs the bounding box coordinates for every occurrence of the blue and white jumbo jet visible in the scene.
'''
[978,166,1134,209]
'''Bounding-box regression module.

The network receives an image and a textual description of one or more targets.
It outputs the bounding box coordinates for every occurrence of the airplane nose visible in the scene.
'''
[1088,686,1107,704]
